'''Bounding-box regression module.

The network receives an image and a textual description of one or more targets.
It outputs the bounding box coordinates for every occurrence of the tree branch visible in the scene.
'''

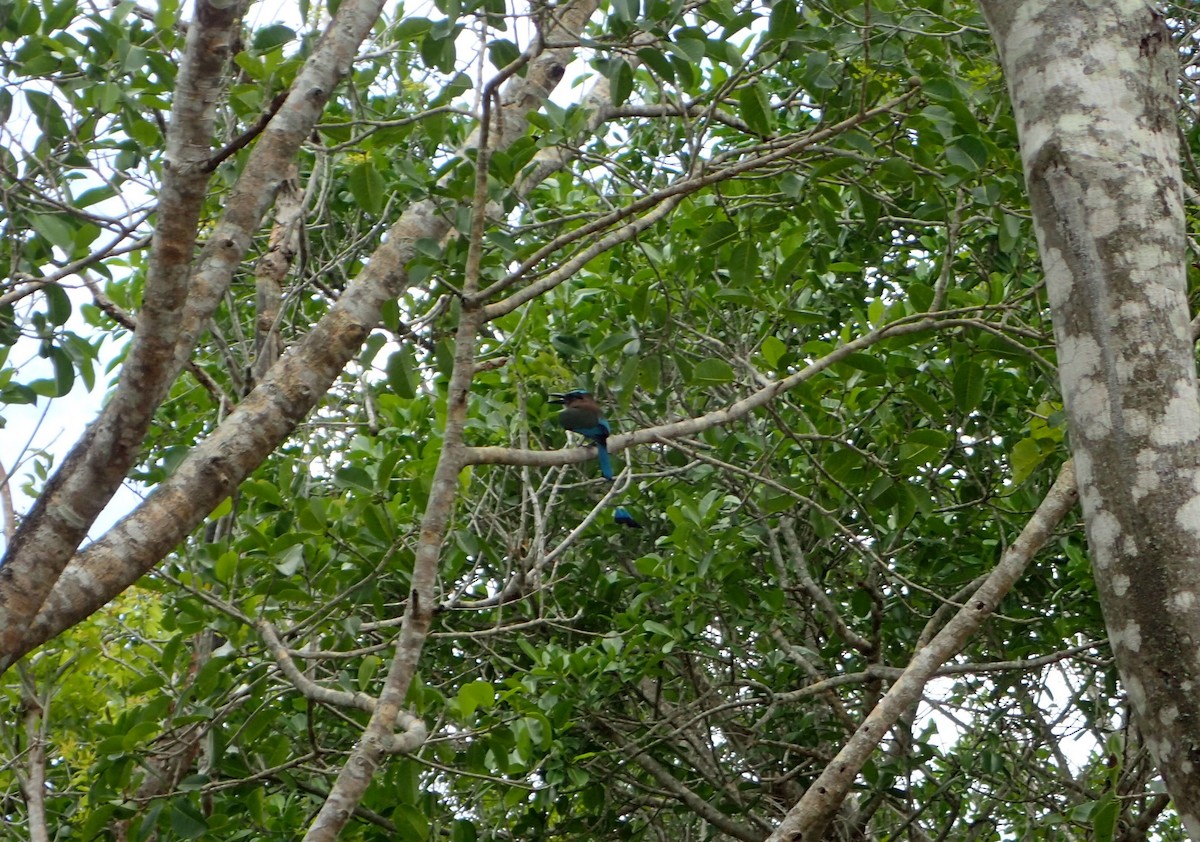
[0,0,245,654]
[766,460,1079,841]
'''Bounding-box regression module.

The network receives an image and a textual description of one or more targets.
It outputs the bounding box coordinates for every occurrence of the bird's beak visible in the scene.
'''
[548,393,566,404]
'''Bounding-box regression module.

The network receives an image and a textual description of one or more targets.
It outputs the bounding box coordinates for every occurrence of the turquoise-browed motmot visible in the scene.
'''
[550,390,613,480]
[550,390,641,528]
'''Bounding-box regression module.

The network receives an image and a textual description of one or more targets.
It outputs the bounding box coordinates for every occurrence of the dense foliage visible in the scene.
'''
[2,0,1198,838]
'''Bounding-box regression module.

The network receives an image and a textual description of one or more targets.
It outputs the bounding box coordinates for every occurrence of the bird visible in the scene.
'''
[550,390,613,480]
[551,390,641,528]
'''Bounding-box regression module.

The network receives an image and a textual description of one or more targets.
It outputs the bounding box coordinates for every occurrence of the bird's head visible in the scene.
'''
[550,389,592,405]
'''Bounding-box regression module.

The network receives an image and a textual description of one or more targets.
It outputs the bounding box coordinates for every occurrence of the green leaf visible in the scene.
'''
[214,551,237,584]
[901,429,951,466]
[1072,794,1118,842]
[729,239,757,286]
[120,43,147,73]
[334,464,374,491]
[1010,437,1045,485]
[386,346,418,399]
[49,347,74,396]
[907,282,934,311]
[451,819,479,842]
[252,23,295,51]
[29,213,74,250]
[611,58,633,107]
[242,479,284,507]
[275,544,304,575]
[767,0,797,41]
[421,27,459,73]
[952,360,985,414]
[121,720,160,750]
[693,358,734,384]
[394,17,434,40]
[637,46,674,82]
[43,0,76,33]
[867,298,885,326]
[394,804,430,842]
[551,333,585,356]
[16,1,41,36]
[642,620,672,637]
[737,83,772,135]
[300,498,328,532]
[638,354,661,391]
[945,136,989,171]
[357,655,382,690]
[839,353,886,375]
[759,335,786,368]
[169,800,208,839]
[998,211,1023,253]
[840,131,876,159]
[43,282,71,325]
[611,0,637,23]
[456,680,494,718]
[349,160,386,214]
[918,74,951,101]
[488,38,520,70]
[210,496,233,519]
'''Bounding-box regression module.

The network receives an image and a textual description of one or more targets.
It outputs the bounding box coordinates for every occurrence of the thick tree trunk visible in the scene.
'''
[980,1,1200,835]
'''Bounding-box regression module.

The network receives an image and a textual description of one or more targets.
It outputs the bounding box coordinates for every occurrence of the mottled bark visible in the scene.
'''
[252,166,303,384]
[16,668,49,842]
[980,1,1200,835]
[0,0,245,656]
[0,0,389,661]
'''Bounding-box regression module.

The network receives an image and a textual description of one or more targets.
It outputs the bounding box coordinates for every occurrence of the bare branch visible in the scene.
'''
[766,460,1079,841]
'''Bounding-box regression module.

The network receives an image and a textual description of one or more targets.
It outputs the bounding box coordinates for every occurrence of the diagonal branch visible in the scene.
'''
[0,0,245,651]
[603,723,764,842]
[0,0,394,661]
[765,460,1079,841]
[476,83,922,313]
[171,0,393,376]
[0,0,602,675]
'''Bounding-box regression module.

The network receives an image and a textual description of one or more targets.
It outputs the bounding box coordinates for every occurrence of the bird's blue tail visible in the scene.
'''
[596,441,613,481]
[614,507,641,528]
